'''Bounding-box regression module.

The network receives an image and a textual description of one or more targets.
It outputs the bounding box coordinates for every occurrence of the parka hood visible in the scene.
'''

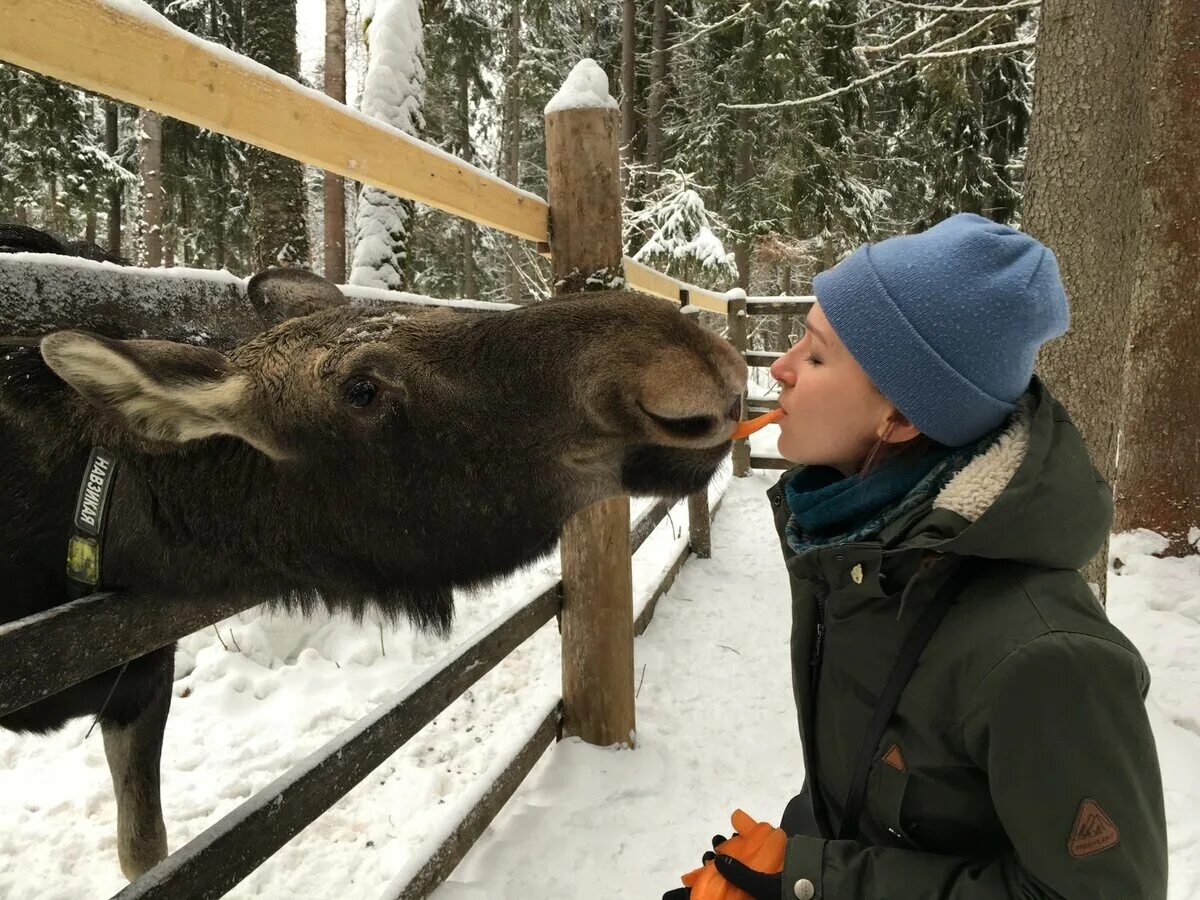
[893,376,1112,570]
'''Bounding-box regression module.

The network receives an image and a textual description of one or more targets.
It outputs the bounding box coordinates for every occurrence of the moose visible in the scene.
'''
[0,231,747,881]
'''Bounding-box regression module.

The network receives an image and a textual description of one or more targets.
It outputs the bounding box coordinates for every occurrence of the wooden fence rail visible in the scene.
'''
[114,587,560,899]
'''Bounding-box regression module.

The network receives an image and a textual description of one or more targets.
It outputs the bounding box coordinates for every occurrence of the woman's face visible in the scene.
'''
[769,303,915,475]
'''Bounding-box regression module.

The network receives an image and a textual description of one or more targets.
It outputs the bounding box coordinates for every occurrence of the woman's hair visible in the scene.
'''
[859,432,942,477]
[857,390,946,477]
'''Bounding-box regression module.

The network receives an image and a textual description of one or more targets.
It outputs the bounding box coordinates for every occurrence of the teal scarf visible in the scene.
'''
[784,439,983,554]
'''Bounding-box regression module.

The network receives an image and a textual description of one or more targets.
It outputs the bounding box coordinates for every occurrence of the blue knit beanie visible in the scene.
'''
[813,213,1069,447]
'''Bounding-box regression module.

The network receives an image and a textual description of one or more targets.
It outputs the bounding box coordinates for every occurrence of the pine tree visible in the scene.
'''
[350,0,426,290]
[630,171,738,286]
[0,66,123,240]
[244,0,310,270]
[156,0,252,272]
[419,0,494,298]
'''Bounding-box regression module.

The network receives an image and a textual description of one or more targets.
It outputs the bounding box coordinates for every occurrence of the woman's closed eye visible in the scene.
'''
[805,355,822,366]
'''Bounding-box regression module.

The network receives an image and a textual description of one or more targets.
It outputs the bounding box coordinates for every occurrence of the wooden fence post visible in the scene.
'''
[687,493,712,559]
[546,62,636,748]
[677,286,712,558]
[728,293,751,476]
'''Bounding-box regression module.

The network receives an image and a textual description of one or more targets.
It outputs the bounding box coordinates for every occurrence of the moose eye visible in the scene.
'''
[345,380,377,408]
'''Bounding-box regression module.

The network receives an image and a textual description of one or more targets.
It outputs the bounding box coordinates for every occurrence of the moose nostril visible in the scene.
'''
[727,398,742,421]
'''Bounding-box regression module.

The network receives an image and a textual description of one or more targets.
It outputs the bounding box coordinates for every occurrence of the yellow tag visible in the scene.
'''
[67,535,100,585]
[850,563,864,584]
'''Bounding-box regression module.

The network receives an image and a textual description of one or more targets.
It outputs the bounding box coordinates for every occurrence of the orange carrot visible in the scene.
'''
[730,408,784,440]
[681,810,787,900]
[731,809,758,835]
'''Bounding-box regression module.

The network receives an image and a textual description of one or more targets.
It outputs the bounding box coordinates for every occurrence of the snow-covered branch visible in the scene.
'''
[725,8,1028,112]
[722,60,910,111]
[824,6,893,31]
[900,36,1035,59]
[858,13,949,54]
[666,2,752,53]
[886,0,1039,13]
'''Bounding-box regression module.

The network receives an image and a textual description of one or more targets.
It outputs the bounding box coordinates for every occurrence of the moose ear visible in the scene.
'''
[40,331,284,458]
[247,267,348,326]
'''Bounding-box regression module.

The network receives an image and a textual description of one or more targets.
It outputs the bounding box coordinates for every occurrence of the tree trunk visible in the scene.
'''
[620,0,636,186]
[244,0,309,271]
[457,58,477,299]
[85,211,97,247]
[1022,0,1155,596]
[323,0,348,283]
[778,263,794,353]
[1113,0,1200,557]
[643,0,669,195]
[139,109,163,268]
[502,0,523,304]
[732,109,753,292]
[105,102,122,258]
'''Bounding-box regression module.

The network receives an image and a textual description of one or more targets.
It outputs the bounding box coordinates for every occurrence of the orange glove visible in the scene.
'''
[680,810,787,900]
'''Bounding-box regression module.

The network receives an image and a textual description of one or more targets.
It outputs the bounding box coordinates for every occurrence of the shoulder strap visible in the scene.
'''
[837,559,973,841]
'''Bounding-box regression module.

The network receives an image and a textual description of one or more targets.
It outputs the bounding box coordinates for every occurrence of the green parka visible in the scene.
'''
[766,378,1168,899]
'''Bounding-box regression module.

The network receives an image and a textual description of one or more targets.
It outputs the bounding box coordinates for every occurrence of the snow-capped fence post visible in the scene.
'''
[727,291,751,477]
[545,60,637,749]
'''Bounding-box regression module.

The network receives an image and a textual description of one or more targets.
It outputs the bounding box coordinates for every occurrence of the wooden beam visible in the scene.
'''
[623,257,730,316]
[745,350,784,367]
[747,397,781,412]
[111,587,560,900]
[388,704,560,900]
[0,0,548,242]
[630,499,672,555]
[0,255,512,350]
[749,455,792,470]
[546,79,637,749]
[0,498,665,720]
[633,492,725,636]
[745,298,815,316]
[0,592,252,719]
[0,254,263,347]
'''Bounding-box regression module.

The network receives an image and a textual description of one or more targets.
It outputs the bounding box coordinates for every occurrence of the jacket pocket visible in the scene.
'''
[867,754,919,848]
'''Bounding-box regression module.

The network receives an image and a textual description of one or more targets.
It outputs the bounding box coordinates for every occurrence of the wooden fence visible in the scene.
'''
[0,1,810,895]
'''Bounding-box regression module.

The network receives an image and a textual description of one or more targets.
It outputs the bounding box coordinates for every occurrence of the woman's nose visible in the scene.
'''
[770,349,793,385]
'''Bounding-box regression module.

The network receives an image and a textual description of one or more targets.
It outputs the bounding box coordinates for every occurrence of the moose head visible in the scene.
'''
[16,272,746,629]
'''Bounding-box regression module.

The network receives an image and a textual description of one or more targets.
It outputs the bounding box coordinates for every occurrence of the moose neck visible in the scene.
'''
[100,426,585,615]
[102,437,291,599]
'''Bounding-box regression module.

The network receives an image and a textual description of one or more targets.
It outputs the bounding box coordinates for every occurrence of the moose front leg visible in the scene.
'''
[100,651,173,881]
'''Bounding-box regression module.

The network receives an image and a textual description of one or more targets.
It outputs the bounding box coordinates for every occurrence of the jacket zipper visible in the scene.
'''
[811,601,826,670]
[809,585,826,682]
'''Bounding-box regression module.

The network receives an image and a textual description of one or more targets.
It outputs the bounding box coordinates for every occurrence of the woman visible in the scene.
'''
[668,214,1168,899]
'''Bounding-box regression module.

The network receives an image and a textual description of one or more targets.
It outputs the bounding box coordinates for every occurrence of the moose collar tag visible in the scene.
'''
[67,447,119,595]
[74,447,116,536]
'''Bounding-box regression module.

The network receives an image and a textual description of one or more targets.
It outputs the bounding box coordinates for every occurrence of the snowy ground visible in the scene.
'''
[1,466,1198,899]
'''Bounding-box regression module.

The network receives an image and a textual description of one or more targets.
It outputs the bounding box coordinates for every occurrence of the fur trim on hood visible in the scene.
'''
[934,394,1034,524]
